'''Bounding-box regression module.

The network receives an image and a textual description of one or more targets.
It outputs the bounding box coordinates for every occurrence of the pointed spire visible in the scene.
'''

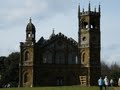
[82,8,84,12]
[78,3,80,17]
[88,1,91,12]
[50,28,55,38]
[29,17,32,23]
[98,3,101,13]
[94,6,96,12]
[52,28,55,34]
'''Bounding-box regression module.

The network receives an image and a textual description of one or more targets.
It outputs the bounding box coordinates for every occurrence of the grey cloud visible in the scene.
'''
[0,0,80,56]
[0,0,79,31]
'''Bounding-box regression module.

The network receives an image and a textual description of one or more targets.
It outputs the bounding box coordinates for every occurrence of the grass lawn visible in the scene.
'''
[0,86,114,90]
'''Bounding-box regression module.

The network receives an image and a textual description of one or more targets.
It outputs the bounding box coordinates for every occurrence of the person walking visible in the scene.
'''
[104,76,109,90]
[118,78,120,86]
[98,77,104,90]
[110,79,114,87]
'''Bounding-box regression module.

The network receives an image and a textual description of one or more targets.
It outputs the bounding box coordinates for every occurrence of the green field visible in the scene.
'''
[0,86,114,90]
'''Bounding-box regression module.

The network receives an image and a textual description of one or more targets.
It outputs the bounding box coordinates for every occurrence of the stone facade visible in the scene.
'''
[19,3,101,87]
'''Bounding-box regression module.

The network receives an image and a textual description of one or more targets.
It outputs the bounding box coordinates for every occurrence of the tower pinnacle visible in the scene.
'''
[52,28,55,34]
[99,4,101,13]
[82,8,84,12]
[78,3,80,17]
[94,6,96,12]
[30,17,32,23]
[88,1,91,12]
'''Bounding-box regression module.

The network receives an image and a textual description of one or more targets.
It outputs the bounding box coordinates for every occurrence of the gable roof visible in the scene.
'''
[37,32,78,47]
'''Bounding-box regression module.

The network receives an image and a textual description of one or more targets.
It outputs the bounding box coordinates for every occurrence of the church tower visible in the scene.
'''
[78,3,101,85]
[19,18,36,87]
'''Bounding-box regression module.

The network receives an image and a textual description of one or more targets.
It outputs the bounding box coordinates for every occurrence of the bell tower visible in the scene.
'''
[78,3,101,85]
[26,18,36,44]
[19,18,36,87]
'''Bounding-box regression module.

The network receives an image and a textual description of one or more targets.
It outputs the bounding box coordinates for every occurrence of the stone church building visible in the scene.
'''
[19,3,101,87]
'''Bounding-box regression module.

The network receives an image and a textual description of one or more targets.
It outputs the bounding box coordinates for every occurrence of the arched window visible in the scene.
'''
[91,25,93,29]
[82,53,86,62]
[56,52,65,64]
[24,72,29,83]
[75,56,78,64]
[32,34,34,38]
[83,22,88,29]
[27,33,31,38]
[25,51,30,61]
[85,25,88,29]
[43,51,53,64]
[68,52,78,64]
[81,52,88,64]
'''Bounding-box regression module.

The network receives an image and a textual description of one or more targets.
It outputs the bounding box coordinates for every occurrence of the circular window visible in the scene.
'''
[82,37,86,41]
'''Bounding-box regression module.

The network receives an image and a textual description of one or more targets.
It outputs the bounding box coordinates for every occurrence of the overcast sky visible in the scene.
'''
[0,0,120,65]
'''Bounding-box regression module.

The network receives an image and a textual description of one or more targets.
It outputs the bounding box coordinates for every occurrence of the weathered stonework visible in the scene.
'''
[19,3,101,87]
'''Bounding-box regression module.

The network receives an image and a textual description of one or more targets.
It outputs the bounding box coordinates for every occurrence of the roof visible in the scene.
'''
[37,32,78,47]
[26,18,36,32]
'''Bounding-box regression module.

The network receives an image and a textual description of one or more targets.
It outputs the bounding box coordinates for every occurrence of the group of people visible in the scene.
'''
[98,76,109,90]
[98,76,116,90]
